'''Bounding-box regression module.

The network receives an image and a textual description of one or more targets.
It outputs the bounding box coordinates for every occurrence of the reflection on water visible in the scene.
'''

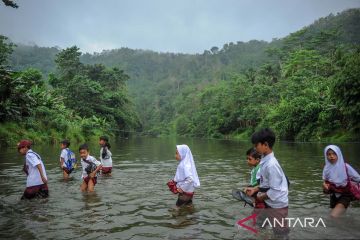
[0,137,360,239]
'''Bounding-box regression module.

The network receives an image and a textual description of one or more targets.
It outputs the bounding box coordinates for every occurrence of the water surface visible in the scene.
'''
[0,137,359,239]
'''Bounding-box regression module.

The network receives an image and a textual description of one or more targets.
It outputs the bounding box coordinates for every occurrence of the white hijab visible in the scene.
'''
[174,145,200,187]
[322,145,347,187]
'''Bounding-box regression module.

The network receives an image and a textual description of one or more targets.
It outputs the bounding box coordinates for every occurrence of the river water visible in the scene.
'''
[0,137,360,239]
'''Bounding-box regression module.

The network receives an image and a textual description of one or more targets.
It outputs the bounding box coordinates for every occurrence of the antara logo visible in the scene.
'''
[236,213,326,234]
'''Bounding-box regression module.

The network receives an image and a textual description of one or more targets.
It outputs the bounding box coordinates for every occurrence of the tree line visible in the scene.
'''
[0,37,139,145]
[2,8,360,142]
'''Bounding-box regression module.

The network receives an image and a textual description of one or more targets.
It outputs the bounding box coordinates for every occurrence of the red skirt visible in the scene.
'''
[83,176,97,185]
[101,167,112,174]
[22,184,49,199]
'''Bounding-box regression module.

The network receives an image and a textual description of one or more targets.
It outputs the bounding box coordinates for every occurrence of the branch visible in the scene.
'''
[2,0,18,8]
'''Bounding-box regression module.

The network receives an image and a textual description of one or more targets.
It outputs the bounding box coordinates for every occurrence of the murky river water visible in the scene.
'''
[0,137,360,239]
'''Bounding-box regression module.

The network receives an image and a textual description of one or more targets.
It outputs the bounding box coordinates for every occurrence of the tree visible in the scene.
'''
[332,49,360,129]
[0,35,15,66]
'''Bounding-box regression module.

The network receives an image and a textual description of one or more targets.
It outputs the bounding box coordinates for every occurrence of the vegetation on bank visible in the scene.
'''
[0,36,140,146]
[3,9,360,142]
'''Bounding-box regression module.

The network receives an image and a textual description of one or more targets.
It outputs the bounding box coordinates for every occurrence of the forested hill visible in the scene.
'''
[7,8,360,141]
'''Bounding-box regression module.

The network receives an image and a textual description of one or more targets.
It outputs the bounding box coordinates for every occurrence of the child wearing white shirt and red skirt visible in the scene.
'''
[18,140,48,200]
[79,144,102,192]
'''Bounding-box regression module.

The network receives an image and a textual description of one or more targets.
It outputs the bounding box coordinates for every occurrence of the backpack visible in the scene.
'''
[65,149,77,170]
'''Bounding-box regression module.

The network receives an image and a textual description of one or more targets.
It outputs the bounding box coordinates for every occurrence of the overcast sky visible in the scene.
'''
[0,0,359,54]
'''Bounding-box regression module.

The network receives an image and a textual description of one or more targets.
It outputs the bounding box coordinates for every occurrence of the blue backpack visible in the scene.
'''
[65,149,77,170]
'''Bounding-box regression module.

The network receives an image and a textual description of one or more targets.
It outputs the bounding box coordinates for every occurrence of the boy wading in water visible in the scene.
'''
[246,128,289,238]
[18,140,49,200]
[79,144,102,192]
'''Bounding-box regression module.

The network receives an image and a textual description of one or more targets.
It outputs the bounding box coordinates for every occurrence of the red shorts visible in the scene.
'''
[22,184,49,199]
[102,167,112,174]
[83,176,97,185]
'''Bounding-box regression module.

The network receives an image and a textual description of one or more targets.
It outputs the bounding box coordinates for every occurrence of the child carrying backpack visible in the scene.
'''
[59,139,77,180]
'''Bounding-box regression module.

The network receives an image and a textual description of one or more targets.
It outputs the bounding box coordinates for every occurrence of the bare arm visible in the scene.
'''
[60,157,65,169]
[245,186,259,197]
[89,164,102,178]
[36,164,47,184]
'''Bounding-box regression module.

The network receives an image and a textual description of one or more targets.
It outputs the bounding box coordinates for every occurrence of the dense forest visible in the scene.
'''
[2,8,360,144]
[0,38,140,145]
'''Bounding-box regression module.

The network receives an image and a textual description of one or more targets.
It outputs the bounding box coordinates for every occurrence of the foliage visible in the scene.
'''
[4,8,360,141]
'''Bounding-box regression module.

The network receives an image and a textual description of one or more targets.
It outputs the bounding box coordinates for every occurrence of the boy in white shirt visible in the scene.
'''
[18,140,49,199]
[79,144,102,192]
[246,128,289,237]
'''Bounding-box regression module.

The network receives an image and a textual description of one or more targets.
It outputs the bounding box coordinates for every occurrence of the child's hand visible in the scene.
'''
[89,172,96,178]
[323,182,330,192]
[42,177,48,184]
[245,187,256,196]
[177,188,184,193]
[256,192,267,201]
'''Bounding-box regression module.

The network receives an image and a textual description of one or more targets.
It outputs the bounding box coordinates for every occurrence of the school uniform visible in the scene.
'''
[81,155,101,185]
[323,145,360,208]
[174,145,200,207]
[100,147,112,174]
[258,152,288,208]
[60,148,73,174]
[257,152,289,237]
[22,150,48,199]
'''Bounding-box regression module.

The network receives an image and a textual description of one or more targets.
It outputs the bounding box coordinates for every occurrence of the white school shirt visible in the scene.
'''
[60,148,69,168]
[25,150,47,187]
[80,155,101,178]
[176,177,195,193]
[258,152,288,208]
[100,147,113,167]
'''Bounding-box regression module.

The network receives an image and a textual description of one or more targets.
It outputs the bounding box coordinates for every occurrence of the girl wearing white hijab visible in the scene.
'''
[173,144,200,207]
[322,145,360,217]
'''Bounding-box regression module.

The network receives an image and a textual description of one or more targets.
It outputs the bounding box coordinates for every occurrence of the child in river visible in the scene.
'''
[79,144,102,192]
[245,147,261,188]
[59,139,76,180]
[323,145,360,217]
[234,148,262,207]
[99,136,112,176]
[246,128,289,238]
[168,144,200,207]
[18,140,49,199]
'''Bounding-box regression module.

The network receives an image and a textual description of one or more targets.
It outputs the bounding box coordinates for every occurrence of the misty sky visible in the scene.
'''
[1,0,359,54]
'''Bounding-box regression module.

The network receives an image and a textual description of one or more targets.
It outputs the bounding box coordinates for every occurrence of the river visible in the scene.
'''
[0,137,360,239]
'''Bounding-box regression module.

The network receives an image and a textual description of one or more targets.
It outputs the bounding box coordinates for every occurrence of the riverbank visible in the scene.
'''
[0,122,111,147]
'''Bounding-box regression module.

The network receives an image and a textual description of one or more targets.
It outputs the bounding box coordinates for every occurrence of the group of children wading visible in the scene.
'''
[18,136,113,197]
[17,128,360,232]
